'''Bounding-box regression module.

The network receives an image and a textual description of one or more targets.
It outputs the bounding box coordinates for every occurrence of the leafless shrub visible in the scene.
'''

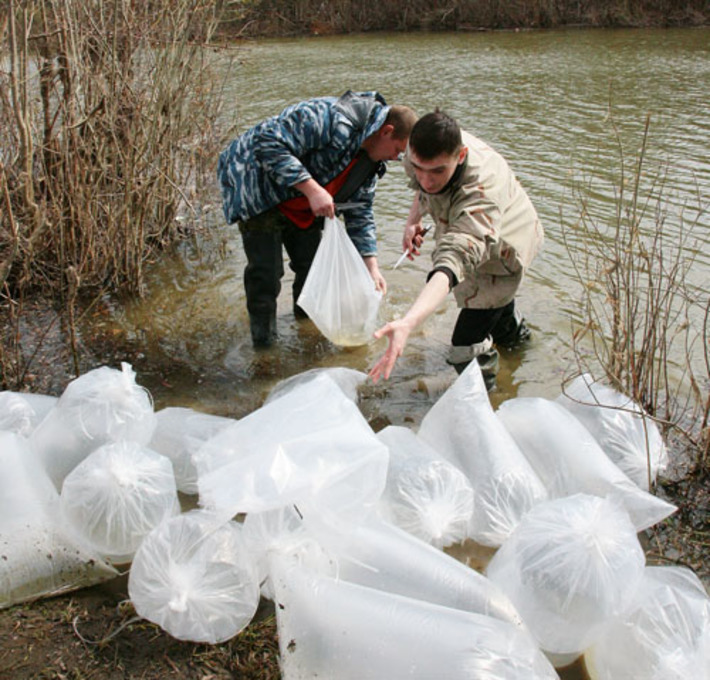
[1,0,227,387]
[562,114,709,472]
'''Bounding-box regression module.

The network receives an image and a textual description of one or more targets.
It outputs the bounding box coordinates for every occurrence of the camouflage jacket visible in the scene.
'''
[218,91,390,256]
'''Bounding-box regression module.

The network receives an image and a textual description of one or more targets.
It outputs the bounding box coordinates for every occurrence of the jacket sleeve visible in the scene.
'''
[251,101,336,189]
[430,188,503,283]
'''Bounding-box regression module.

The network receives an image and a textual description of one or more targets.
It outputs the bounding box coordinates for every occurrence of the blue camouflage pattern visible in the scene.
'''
[217,91,390,256]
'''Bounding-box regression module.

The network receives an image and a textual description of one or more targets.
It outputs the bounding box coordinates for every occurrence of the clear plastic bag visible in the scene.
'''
[194,373,388,525]
[60,440,180,563]
[296,216,382,346]
[241,506,336,601]
[271,552,559,680]
[486,494,646,659]
[585,565,710,679]
[128,510,260,644]
[323,516,526,630]
[556,373,668,491]
[0,431,117,609]
[497,396,676,531]
[30,362,156,490]
[377,425,474,548]
[0,391,57,437]
[265,367,367,405]
[418,361,548,546]
[149,407,235,494]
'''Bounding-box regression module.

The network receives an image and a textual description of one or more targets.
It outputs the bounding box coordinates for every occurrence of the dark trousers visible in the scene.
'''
[451,300,527,348]
[239,209,323,323]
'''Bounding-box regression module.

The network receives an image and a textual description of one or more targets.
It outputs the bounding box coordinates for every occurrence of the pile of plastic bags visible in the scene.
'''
[1,360,708,679]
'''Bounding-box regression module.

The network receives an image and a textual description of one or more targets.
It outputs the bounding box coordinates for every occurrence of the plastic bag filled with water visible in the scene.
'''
[0,391,57,437]
[376,425,474,548]
[497,396,676,531]
[128,510,260,644]
[242,505,336,601]
[297,216,382,347]
[194,372,388,526]
[556,373,668,490]
[270,552,559,680]
[60,440,180,563]
[319,515,525,630]
[265,367,367,405]
[149,407,235,495]
[0,431,117,609]
[30,362,156,490]
[585,565,710,679]
[417,361,548,546]
[486,494,646,661]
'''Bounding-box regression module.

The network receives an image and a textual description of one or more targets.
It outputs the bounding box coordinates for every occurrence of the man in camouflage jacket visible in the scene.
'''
[218,91,415,347]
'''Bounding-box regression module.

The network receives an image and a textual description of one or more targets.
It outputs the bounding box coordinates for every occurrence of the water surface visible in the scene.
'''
[111,27,709,422]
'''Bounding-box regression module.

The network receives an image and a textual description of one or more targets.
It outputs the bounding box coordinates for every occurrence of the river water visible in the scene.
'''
[98,28,708,677]
[111,27,709,418]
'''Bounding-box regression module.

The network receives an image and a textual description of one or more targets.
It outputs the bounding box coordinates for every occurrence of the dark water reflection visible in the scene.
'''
[87,29,708,679]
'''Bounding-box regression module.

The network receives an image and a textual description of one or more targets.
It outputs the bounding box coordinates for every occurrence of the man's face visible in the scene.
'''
[409,146,466,194]
[366,127,409,162]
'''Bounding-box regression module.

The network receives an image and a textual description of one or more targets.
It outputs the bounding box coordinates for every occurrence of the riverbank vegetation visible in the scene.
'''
[220,0,709,36]
[1,0,226,383]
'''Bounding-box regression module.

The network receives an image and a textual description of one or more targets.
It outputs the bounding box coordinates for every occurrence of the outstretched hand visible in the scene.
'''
[368,318,414,383]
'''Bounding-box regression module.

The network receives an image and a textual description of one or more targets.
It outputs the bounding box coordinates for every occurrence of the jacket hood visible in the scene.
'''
[334,90,390,142]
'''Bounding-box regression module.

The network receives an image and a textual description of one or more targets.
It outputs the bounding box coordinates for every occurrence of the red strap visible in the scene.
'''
[277,157,358,229]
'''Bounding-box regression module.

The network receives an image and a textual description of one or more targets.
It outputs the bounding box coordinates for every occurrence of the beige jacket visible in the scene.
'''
[404,131,543,309]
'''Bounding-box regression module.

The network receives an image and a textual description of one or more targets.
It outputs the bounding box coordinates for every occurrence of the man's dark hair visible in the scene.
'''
[409,110,462,160]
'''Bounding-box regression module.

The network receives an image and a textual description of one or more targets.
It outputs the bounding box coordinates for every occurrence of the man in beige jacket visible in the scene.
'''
[369,110,543,388]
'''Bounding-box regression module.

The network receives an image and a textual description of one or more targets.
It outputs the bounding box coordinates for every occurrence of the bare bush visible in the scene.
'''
[1,0,227,386]
[562,114,709,471]
[1,0,225,295]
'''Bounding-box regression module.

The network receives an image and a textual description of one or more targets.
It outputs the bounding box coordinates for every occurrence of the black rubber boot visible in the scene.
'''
[250,313,277,349]
[493,306,532,349]
[293,303,309,320]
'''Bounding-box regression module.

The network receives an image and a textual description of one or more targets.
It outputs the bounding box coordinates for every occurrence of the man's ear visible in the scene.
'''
[380,124,395,138]
[457,146,467,164]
